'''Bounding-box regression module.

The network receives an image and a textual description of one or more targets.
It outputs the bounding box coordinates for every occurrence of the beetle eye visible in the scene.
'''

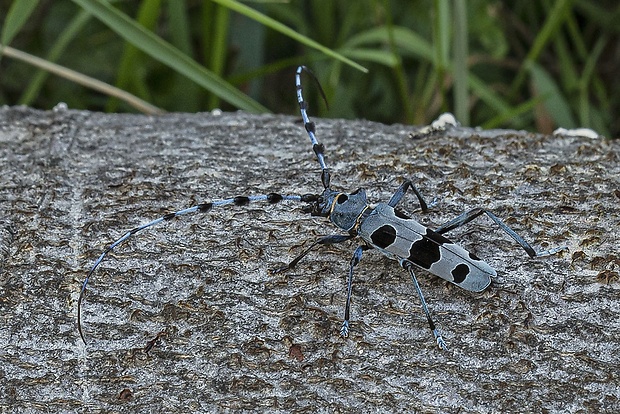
[336,194,348,204]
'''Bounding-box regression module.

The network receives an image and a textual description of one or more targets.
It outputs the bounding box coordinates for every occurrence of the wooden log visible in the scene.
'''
[0,106,617,412]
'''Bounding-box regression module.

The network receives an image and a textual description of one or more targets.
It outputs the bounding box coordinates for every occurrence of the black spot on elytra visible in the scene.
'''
[451,264,470,283]
[371,225,397,249]
[408,229,446,269]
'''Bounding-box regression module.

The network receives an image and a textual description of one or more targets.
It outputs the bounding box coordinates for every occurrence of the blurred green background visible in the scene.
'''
[1,0,618,137]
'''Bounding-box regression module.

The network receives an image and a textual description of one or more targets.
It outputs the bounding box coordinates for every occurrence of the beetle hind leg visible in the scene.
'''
[434,207,567,258]
[400,259,448,351]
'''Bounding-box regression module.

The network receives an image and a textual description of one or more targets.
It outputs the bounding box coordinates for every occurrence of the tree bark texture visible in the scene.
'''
[0,106,618,413]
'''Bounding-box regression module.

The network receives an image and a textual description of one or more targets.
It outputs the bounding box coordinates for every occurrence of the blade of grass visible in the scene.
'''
[71,0,268,112]
[509,0,575,98]
[167,0,200,112]
[381,0,413,124]
[564,9,588,59]
[433,0,450,69]
[337,48,398,66]
[419,66,440,120]
[210,0,367,73]
[433,0,451,113]
[482,96,542,130]
[344,26,434,62]
[107,0,162,112]
[207,4,230,109]
[167,0,192,54]
[452,0,469,125]
[578,37,605,128]
[411,61,433,124]
[529,62,575,128]
[310,0,335,46]
[550,29,579,91]
[1,44,163,114]
[18,9,92,105]
[0,0,40,47]
[201,0,215,65]
[227,56,310,86]
[468,74,511,117]
[575,1,620,32]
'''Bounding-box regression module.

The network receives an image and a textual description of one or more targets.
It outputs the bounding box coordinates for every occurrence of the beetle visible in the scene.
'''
[78,66,566,349]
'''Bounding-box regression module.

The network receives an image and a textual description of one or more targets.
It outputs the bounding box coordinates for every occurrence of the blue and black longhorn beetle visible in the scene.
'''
[78,66,566,349]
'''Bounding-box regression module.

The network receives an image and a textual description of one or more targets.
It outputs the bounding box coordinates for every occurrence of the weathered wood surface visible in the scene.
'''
[0,106,618,413]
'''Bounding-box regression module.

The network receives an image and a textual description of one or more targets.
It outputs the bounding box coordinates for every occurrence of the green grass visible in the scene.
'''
[1,0,617,137]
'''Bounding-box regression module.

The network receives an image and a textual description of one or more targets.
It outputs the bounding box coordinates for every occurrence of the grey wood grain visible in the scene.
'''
[0,106,618,413]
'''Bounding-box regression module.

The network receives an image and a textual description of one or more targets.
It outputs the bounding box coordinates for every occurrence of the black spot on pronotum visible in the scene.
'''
[451,264,470,283]
[336,194,348,204]
[371,225,397,249]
